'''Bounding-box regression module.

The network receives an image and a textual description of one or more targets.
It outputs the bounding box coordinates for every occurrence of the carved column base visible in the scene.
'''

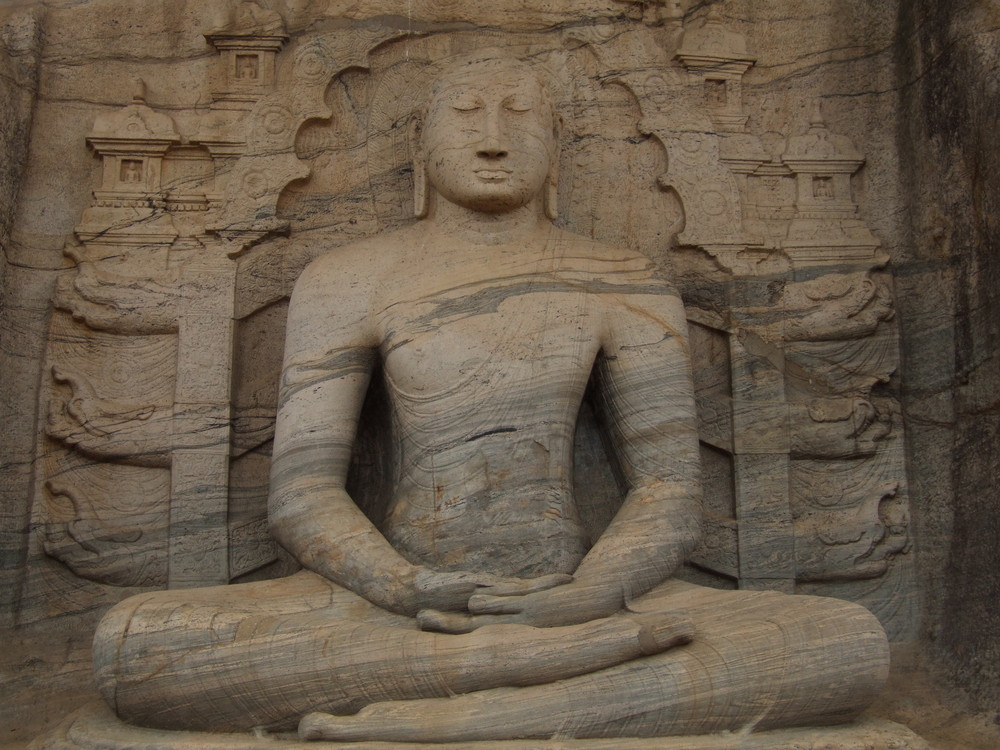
[32,702,931,750]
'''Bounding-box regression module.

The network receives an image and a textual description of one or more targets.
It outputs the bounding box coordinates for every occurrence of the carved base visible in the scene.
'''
[31,702,931,750]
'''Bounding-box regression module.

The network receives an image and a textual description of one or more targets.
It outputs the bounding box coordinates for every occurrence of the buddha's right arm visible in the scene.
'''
[266,254,425,615]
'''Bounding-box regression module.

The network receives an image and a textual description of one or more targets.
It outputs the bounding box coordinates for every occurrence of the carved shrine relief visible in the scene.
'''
[35,1,297,602]
[205,1,287,105]
[636,9,913,635]
[31,3,423,611]
[675,6,755,133]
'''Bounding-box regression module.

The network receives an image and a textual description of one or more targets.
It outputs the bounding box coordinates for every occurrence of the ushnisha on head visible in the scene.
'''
[412,53,561,220]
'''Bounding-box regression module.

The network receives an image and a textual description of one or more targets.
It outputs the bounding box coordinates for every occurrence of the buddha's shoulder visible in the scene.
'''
[548,228,675,287]
[294,226,417,289]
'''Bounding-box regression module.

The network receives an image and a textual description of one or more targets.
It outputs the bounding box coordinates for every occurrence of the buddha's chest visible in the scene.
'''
[375,277,602,400]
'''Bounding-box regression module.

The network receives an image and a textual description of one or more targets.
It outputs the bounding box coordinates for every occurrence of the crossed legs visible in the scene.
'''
[93,571,690,732]
[299,581,889,742]
[92,572,888,739]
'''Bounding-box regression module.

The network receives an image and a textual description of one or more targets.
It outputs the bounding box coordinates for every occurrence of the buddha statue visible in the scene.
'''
[91,53,889,743]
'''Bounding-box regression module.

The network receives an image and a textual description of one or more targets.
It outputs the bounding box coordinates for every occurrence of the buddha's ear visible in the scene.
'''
[410,109,429,219]
[544,112,563,221]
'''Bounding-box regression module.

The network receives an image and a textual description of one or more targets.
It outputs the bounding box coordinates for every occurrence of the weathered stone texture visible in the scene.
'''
[0,2,43,625]
[0,1,996,748]
[894,0,1000,712]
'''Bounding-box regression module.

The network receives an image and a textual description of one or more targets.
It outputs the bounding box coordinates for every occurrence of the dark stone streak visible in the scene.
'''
[465,426,518,443]
[278,349,377,405]
[406,278,676,330]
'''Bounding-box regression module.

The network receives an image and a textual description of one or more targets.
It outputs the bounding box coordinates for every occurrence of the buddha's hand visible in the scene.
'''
[409,567,572,613]
[417,578,623,631]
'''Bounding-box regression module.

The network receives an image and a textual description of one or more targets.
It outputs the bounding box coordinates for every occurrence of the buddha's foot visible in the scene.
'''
[299,712,352,741]
[299,700,489,744]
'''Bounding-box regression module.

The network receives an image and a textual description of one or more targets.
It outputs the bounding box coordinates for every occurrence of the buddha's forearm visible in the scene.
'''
[573,481,702,604]
[269,475,421,614]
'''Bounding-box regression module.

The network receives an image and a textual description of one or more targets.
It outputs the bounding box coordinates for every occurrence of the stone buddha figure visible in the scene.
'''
[91,53,889,743]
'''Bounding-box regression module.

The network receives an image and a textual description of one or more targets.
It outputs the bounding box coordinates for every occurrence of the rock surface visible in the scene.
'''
[0,1,996,748]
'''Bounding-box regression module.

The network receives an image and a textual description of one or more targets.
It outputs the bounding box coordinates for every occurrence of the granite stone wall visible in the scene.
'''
[894,0,1000,712]
[0,2,43,628]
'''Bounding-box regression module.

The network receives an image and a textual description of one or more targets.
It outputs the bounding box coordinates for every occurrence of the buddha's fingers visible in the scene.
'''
[416,608,482,632]
[478,573,573,597]
[632,613,694,654]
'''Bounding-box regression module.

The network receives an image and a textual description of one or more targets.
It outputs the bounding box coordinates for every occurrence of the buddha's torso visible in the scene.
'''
[371,233,611,577]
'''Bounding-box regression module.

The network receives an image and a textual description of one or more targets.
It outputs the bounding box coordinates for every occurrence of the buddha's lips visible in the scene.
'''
[475,168,512,180]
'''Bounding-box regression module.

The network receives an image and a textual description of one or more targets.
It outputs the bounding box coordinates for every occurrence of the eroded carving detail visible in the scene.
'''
[655,10,911,631]
[793,463,910,582]
[47,364,230,468]
[54,245,196,335]
[735,271,895,343]
[789,397,893,459]
[42,481,166,588]
[34,1,419,603]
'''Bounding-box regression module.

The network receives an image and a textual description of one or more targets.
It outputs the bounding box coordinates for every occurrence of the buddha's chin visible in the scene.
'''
[442,185,537,215]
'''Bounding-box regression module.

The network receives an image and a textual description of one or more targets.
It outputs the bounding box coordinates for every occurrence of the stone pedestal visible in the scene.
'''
[32,702,932,750]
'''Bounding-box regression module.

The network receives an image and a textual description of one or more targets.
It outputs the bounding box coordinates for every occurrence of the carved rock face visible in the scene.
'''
[422,59,555,213]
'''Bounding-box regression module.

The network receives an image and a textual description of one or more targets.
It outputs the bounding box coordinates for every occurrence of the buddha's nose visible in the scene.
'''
[477,141,508,159]
[476,112,508,159]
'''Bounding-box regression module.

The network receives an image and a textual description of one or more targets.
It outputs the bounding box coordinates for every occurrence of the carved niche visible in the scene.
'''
[30,1,913,638]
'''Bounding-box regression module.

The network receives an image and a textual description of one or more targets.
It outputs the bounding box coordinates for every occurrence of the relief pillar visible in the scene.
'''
[168,267,238,586]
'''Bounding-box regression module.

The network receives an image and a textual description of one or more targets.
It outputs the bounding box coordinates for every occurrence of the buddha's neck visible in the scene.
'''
[423,194,548,246]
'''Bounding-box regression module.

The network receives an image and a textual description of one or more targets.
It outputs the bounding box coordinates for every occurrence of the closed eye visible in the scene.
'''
[451,98,482,112]
[503,97,533,112]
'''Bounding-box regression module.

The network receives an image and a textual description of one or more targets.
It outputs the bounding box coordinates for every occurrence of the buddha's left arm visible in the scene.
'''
[457,276,702,630]
[571,280,703,605]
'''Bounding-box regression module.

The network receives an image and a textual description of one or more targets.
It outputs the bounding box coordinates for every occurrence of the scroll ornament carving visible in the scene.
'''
[732,270,899,462]
[46,364,229,468]
[793,471,910,583]
[38,1,302,589]
[736,271,895,344]
[789,397,893,459]
[730,265,907,586]
[52,245,223,335]
[42,481,167,588]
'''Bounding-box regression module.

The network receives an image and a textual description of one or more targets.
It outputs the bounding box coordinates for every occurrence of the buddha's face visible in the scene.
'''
[421,60,557,214]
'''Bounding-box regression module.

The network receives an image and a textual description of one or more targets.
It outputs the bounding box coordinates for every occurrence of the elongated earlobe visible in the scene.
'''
[544,115,563,221]
[410,112,429,219]
[414,157,428,218]
[544,174,558,221]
